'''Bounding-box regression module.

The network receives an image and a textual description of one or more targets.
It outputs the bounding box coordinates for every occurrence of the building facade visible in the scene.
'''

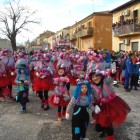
[0,39,12,50]
[52,27,71,49]
[111,0,140,52]
[70,12,112,51]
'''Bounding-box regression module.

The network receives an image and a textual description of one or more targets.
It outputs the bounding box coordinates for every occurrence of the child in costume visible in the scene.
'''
[34,53,54,110]
[57,52,72,91]
[49,76,70,122]
[89,69,131,140]
[0,57,10,101]
[15,65,30,113]
[1,49,15,98]
[66,80,96,140]
[70,54,86,86]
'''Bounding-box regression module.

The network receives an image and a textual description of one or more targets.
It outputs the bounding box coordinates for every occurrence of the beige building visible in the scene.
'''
[111,0,140,52]
[70,12,112,51]
[48,36,53,50]
[36,30,55,46]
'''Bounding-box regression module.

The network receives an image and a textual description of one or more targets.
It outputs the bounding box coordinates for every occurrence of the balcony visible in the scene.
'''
[76,27,93,38]
[70,34,76,41]
[113,23,140,37]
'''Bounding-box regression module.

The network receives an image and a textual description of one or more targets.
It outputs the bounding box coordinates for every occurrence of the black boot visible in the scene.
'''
[130,86,133,90]
[44,105,49,110]
[125,88,131,92]
[99,130,106,138]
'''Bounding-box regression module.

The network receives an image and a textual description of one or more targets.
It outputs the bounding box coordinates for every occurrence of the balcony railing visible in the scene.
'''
[76,27,93,38]
[113,23,140,37]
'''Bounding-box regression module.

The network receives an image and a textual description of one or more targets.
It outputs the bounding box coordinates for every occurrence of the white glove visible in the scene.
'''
[66,113,71,120]
[47,67,51,71]
[11,72,15,76]
[112,69,116,74]
[40,75,45,79]
[95,105,101,114]
[36,72,40,77]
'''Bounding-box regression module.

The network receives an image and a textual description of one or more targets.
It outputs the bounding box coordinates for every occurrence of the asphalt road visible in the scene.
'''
[0,85,140,140]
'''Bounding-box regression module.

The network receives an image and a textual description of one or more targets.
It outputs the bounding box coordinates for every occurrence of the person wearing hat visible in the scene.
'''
[15,64,30,113]
[89,69,131,140]
[49,76,70,122]
[2,49,15,98]
[33,53,55,110]
[0,57,10,101]
[57,52,72,91]
[66,80,95,140]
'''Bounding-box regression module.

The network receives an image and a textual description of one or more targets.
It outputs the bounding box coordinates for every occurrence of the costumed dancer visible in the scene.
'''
[66,80,95,140]
[88,69,131,140]
[15,51,30,101]
[15,64,30,113]
[86,50,103,75]
[34,53,54,110]
[29,54,38,94]
[1,49,15,98]
[0,57,10,100]
[70,54,85,86]
[57,52,72,91]
[49,76,70,122]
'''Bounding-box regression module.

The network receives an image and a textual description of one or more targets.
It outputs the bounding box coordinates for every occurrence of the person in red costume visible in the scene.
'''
[89,69,131,140]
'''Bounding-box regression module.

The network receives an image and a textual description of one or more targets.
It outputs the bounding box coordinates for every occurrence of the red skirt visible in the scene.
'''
[7,72,17,85]
[68,74,77,86]
[49,95,70,108]
[94,96,131,128]
[33,76,51,91]
[30,70,35,83]
[0,77,10,87]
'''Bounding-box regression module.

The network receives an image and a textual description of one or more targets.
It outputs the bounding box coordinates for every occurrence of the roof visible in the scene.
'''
[39,30,55,38]
[70,11,112,28]
[110,0,140,13]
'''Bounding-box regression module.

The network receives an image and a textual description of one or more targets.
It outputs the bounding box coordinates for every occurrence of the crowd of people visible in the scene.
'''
[0,47,139,140]
[112,18,138,28]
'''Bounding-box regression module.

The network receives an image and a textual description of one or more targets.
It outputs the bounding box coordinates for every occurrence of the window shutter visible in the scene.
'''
[138,9,140,24]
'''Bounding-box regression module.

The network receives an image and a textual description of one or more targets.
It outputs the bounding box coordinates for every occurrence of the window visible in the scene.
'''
[87,22,91,27]
[120,15,124,23]
[132,42,138,51]
[119,43,125,51]
[82,25,85,29]
[133,10,138,23]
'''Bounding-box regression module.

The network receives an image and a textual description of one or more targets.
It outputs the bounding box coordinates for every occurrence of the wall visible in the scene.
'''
[94,14,112,50]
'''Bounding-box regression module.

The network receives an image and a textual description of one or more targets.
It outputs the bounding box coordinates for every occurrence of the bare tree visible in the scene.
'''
[0,0,39,50]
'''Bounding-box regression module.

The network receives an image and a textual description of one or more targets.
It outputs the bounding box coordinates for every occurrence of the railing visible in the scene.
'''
[76,27,93,38]
[112,23,140,37]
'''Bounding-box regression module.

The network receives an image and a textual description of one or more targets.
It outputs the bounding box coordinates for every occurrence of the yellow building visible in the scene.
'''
[70,12,112,51]
[111,0,140,52]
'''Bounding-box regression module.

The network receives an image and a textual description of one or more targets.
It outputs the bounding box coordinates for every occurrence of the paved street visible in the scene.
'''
[0,85,140,140]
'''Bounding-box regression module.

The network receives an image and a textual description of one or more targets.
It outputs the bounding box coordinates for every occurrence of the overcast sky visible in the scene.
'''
[0,0,130,44]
